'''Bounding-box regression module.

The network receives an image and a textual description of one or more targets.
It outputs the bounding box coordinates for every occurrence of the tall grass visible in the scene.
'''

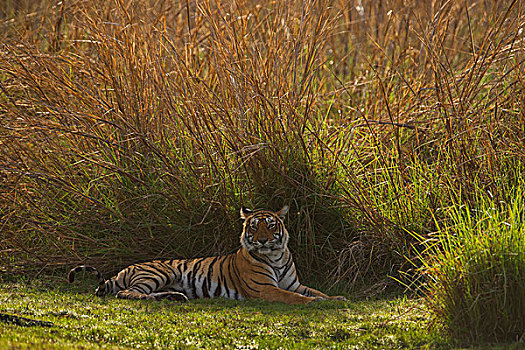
[417,176,525,343]
[0,0,354,278]
[1,0,524,302]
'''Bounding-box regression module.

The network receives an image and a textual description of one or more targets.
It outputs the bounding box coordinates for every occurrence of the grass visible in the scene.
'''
[416,179,525,344]
[1,0,525,347]
[0,278,450,350]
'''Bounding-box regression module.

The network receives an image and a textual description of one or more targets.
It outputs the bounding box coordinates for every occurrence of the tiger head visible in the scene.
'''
[240,206,289,255]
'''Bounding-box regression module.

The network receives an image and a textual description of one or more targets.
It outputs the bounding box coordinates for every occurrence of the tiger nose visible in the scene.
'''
[258,238,268,244]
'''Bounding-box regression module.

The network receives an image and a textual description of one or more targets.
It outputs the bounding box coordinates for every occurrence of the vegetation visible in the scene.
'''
[1,0,524,346]
[0,280,451,349]
[416,179,525,343]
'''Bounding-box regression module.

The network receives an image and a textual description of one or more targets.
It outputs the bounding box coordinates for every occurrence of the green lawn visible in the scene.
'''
[0,279,450,349]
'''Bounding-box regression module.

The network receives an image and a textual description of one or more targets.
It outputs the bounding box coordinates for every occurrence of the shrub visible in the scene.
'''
[419,177,525,343]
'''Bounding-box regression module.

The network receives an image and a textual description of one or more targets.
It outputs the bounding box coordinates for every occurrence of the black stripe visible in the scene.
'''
[278,257,294,282]
[186,271,193,298]
[128,268,140,284]
[202,277,209,298]
[120,269,129,287]
[272,251,284,263]
[284,275,298,291]
[130,276,158,291]
[108,280,116,294]
[227,254,239,300]
[131,274,157,288]
[215,258,223,295]
[235,265,259,293]
[222,256,232,298]
[114,277,126,291]
[230,254,244,294]
[249,251,281,279]
[214,276,223,297]
[228,255,240,300]
[165,262,180,282]
[249,279,276,287]
[129,272,154,285]
[248,251,271,267]
[206,256,219,296]
[176,262,184,279]
[191,258,204,298]
[147,276,161,290]
[132,284,148,293]
[144,264,171,284]
[252,269,276,281]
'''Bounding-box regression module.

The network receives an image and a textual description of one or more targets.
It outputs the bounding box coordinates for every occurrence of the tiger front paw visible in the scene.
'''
[328,295,347,302]
[153,292,189,302]
[309,296,327,303]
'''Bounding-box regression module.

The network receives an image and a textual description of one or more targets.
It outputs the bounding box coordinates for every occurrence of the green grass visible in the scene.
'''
[417,180,525,344]
[0,279,450,349]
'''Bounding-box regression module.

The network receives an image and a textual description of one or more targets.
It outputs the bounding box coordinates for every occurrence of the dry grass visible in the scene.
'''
[1,0,524,300]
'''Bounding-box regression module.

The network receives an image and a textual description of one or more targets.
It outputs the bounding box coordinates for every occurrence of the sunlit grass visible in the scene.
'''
[416,177,525,343]
[0,280,449,349]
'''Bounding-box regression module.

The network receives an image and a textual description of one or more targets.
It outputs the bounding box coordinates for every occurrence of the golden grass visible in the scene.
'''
[1,0,524,296]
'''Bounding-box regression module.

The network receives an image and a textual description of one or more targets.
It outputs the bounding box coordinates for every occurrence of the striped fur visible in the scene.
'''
[68,206,346,304]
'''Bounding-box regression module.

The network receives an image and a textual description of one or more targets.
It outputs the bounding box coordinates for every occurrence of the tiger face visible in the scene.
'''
[240,206,289,254]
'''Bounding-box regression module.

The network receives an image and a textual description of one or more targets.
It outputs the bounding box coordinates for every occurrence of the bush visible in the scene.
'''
[418,178,525,343]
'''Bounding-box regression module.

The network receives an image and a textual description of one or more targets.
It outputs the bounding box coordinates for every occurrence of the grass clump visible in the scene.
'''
[418,178,525,344]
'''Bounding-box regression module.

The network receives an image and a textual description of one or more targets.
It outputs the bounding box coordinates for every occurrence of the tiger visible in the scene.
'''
[68,206,347,304]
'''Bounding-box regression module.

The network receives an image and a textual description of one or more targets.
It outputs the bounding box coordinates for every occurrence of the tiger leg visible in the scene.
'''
[256,286,316,304]
[115,275,188,302]
[116,289,188,301]
[295,284,347,302]
[150,291,189,302]
[116,289,155,300]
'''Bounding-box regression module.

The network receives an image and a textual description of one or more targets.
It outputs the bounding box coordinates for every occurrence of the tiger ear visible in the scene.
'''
[276,205,289,220]
[240,207,253,220]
